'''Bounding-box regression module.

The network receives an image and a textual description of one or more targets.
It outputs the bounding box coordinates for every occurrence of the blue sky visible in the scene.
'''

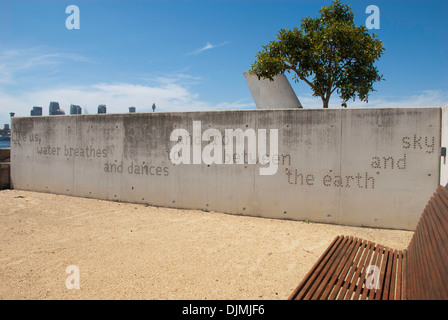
[0,0,447,126]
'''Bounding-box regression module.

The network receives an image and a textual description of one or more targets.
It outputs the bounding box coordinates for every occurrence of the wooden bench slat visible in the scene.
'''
[334,238,369,299]
[364,244,384,300]
[427,200,448,271]
[420,208,447,299]
[388,250,398,300]
[375,246,391,300]
[343,240,375,300]
[430,196,448,295]
[288,236,341,300]
[307,236,356,300]
[414,211,432,299]
[288,236,343,300]
[360,244,379,300]
[436,187,448,213]
[402,249,407,300]
[375,246,389,300]
[430,195,448,259]
[304,236,352,300]
[406,241,414,299]
[432,195,448,231]
[420,205,448,299]
[435,186,448,227]
[407,235,422,300]
[322,237,363,299]
[412,209,446,299]
[335,239,370,300]
[395,250,403,300]
[413,215,435,299]
[437,186,448,214]
[408,211,427,300]
[416,219,434,298]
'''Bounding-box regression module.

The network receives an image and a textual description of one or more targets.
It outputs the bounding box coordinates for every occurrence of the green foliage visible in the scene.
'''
[250,0,385,108]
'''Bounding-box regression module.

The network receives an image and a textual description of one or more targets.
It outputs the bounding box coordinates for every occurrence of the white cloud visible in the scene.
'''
[0,45,245,125]
[0,79,253,125]
[213,99,256,110]
[190,42,214,55]
[351,90,448,109]
[0,47,93,84]
[188,41,230,56]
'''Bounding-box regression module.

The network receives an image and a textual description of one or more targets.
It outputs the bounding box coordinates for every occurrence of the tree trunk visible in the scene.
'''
[322,97,330,108]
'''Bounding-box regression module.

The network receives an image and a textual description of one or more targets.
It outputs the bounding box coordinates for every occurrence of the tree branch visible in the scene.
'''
[286,64,317,92]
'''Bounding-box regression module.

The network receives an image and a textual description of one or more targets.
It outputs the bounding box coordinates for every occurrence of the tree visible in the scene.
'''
[250,0,385,108]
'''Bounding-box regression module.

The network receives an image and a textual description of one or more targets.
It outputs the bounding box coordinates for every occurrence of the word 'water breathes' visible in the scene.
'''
[169,121,279,176]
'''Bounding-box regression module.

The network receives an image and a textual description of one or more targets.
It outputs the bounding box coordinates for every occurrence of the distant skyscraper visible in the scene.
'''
[70,104,82,115]
[3,124,9,131]
[49,101,65,115]
[129,106,136,113]
[31,106,43,116]
[98,105,106,114]
[49,101,60,115]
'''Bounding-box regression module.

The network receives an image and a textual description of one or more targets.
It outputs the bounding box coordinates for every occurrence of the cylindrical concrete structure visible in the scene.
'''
[244,72,302,109]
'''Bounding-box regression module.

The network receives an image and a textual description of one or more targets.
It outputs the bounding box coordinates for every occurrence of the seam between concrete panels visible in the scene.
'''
[337,110,343,225]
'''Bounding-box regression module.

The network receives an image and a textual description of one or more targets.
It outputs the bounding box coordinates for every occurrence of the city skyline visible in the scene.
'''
[0,0,447,126]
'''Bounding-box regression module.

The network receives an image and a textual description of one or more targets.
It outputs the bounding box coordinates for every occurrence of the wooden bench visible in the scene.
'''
[288,185,448,300]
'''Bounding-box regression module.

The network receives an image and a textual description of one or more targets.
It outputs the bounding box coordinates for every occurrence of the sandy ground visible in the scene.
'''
[0,189,414,300]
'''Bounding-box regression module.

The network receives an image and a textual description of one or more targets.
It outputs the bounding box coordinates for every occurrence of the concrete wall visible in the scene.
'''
[11,107,441,230]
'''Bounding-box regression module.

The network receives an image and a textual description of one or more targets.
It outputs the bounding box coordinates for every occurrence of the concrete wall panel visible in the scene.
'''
[11,107,442,230]
[338,108,440,229]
